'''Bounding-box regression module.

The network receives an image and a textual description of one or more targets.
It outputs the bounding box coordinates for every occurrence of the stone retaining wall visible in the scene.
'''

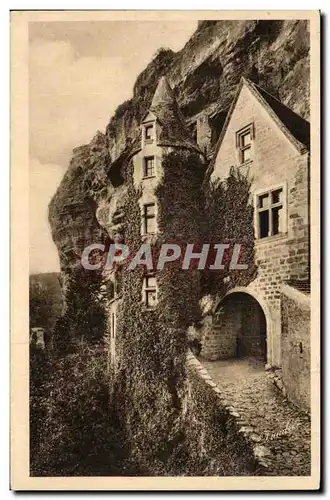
[280,285,311,412]
[184,351,273,473]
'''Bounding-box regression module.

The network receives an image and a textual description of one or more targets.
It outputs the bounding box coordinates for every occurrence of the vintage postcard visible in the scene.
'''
[11,10,320,490]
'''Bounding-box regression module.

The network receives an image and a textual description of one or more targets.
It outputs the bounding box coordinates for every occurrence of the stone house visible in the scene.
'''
[202,77,310,369]
[106,75,310,411]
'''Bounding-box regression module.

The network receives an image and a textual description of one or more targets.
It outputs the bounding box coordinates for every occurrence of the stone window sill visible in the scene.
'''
[141,233,158,244]
[238,159,253,168]
[108,294,122,305]
[255,233,288,245]
[142,175,156,180]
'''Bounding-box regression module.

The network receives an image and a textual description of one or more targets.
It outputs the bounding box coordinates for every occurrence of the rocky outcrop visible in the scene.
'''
[49,19,310,286]
[48,132,109,274]
[170,20,310,121]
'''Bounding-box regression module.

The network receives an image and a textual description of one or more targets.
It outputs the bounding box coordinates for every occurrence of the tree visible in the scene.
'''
[53,266,107,351]
[29,281,52,328]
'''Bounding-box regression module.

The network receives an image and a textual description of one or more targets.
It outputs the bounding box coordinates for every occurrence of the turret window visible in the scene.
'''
[143,275,157,308]
[144,124,154,142]
[143,156,155,178]
[143,203,156,234]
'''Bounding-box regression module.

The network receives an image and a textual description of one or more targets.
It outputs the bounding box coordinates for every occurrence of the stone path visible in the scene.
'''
[202,358,311,476]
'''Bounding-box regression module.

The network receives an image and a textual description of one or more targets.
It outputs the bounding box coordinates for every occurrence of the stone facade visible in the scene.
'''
[204,77,310,368]
[202,293,267,361]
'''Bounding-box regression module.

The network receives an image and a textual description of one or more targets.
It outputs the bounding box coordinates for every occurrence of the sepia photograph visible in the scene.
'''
[11,10,320,490]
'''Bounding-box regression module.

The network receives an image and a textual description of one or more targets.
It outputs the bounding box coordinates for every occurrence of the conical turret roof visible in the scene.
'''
[147,76,201,153]
[151,76,176,107]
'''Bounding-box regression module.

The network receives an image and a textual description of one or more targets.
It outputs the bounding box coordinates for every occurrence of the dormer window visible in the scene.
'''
[141,111,157,145]
[236,123,254,164]
[142,123,155,145]
[145,124,154,142]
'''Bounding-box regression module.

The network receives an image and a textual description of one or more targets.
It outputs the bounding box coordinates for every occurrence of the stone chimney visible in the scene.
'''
[196,113,212,156]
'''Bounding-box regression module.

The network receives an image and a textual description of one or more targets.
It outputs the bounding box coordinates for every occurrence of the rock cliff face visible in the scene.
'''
[49,19,310,282]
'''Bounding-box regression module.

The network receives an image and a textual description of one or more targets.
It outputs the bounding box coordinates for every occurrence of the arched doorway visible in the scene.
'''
[213,292,267,362]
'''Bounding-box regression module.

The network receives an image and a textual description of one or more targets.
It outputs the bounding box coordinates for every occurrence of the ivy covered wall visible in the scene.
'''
[112,149,207,472]
[203,166,257,298]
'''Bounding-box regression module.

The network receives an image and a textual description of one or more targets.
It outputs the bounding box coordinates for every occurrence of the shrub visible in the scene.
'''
[30,343,141,476]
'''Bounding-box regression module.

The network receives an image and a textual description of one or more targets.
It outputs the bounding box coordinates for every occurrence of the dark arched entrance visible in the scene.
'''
[214,292,267,362]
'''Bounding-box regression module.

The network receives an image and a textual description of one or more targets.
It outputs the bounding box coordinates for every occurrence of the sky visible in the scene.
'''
[29,20,197,274]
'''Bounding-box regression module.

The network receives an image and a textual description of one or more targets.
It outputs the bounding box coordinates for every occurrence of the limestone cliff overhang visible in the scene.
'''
[110,143,142,170]
[205,76,310,182]
[105,139,142,183]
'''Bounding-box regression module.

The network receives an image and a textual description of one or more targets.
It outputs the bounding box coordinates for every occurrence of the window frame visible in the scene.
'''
[254,183,287,240]
[142,122,155,145]
[144,124,154,142]
[143,275,158,309]
[236,123,254,165]
[143,156,156,179]
[142,202,156,235]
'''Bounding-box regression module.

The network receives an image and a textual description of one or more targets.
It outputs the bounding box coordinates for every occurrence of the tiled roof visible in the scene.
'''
[249,81,310,150]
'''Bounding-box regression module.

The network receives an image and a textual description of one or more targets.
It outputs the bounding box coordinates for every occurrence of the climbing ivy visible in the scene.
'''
[113,150,206,473]
[202,166,257,298]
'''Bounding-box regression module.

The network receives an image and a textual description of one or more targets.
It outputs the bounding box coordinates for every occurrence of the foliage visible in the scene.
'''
[29,273,62,330]
[40,156,257,476]
[53,266,107,351]
[30,344,51,463]
[48,137,109,351]
[152,47,174,60]
[29,281,53,330]
[30,344,139,476]
[105,48,175,141]
[202,166,257,297]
